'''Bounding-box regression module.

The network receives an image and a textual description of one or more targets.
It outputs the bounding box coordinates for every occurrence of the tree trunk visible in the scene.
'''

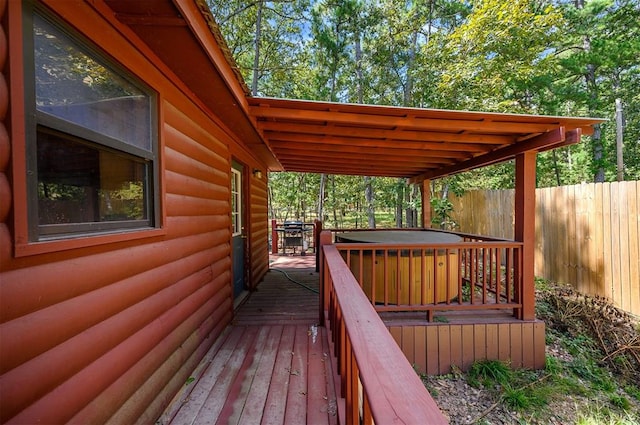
[404,30,418,106]
[364,176,375,228]
[251,1,263,96]
[552,150,562,186]
[405,184,418,227]
[616,98,624,181]
[318,173,326,222]
[331,176,338,226]
[395,179,404,227]
[576,0,604,182]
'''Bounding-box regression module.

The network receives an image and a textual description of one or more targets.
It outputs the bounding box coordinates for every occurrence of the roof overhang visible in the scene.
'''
[104,0,281,169]
[248,97,604,182]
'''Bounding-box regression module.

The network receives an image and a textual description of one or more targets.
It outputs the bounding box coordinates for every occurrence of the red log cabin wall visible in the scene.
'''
[250,172,269,289]
[0,1,268,423]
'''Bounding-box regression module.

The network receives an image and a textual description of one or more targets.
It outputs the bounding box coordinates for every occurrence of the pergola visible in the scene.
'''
[248,96,602,321]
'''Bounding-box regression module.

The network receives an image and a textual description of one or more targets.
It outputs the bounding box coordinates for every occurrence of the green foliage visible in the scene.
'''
[576,404,640,425]
[467,359,512,388]
[503,384,549,410]
[544,355,562,375]
[211,0,640,221]
[624,385,640,402]
[427,0,564,113]
[609,394,631,411]
[429,197,456,229]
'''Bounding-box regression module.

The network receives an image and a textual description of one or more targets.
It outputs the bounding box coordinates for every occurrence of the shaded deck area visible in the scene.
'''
[164,254,339,425]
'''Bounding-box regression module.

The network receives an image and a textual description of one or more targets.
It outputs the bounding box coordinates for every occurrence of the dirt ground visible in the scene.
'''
[424,283,640,425]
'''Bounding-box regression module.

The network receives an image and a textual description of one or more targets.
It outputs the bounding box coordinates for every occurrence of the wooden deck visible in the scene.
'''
[163,254,339,425]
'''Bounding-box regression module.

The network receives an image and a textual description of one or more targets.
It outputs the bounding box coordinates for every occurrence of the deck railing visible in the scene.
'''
[321,244,447,424]
[328,228,524,320]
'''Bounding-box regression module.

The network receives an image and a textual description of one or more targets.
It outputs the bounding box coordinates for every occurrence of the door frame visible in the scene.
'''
[231,160,249,299]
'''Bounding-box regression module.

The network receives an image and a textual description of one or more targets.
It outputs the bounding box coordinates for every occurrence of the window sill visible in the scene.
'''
[14,227,166,257]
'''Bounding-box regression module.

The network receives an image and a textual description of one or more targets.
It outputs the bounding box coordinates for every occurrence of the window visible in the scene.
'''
[231,168,242,236]
[24,8,158,241]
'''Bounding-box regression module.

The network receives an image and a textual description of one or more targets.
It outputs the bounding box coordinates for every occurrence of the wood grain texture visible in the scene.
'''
[0,2,269,423]
[166,319,336,425]
[388,320,546,375]
[449,181,640,316]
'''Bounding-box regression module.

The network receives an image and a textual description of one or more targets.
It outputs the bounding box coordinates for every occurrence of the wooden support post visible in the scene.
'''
[421,179,431,228]
[318,230,333,325]
[271,219,278,254]
[515,152,537,320]
[314,219,323,272]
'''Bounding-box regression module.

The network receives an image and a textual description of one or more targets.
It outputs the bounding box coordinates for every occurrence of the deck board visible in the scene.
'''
[167,255,338,425]
[261,325,296,424]
[239,325,282,424]
[165,253,532,423]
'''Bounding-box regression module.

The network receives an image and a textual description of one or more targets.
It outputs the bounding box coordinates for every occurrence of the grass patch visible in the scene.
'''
[467,359,512,388]
[576,403,640,425]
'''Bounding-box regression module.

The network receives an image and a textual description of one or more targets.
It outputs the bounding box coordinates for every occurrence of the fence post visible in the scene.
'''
[318,229,332,325]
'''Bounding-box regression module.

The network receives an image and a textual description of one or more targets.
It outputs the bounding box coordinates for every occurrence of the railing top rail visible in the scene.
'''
[335,241,523,249]
[325,227,518,243]
[323,245,447,424]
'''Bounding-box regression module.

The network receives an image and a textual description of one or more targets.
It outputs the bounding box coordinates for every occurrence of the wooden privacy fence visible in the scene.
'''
[447,181,640,317]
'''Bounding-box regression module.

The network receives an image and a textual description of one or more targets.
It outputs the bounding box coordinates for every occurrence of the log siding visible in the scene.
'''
[0,1,269,423]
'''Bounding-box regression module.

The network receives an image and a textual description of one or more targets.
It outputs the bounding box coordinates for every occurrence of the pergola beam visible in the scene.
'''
[410,127,569,183]
[269,141,472,160]
[266,132,492,154]
[251,106,561,134]
[258,122,512,145]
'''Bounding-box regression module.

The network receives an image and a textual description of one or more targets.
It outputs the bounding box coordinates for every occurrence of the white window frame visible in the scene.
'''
[231,168,242,237]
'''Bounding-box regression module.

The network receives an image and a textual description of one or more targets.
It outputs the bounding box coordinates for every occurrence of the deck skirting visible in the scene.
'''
[388,320,546,375]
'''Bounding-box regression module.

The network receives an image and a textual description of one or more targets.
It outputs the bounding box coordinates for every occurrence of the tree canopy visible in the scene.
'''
[208,0,639,227]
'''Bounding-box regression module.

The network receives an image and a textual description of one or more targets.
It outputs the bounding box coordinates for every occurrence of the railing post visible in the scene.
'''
[271,219,278,255]
[314,219,323,272]
[318,229,332,325]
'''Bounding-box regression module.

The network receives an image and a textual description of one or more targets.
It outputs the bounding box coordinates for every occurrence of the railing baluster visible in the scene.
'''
[495,247,501,305]
[383,250,389,306]
[370,249,376,307]
[432,248,438,304]
[506,247,512,303]
[421,249,426,305]
[350,352,359,425]
[358,249,364,291]
[445,248,451,305]
[339,314,346,395]
[395,250,401,306]
[408,248,414,305]
[333,236,524,314]
[482,247,488,304]
[470,246,476,305]
[363,388,373,424]
[345,338,354,421]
